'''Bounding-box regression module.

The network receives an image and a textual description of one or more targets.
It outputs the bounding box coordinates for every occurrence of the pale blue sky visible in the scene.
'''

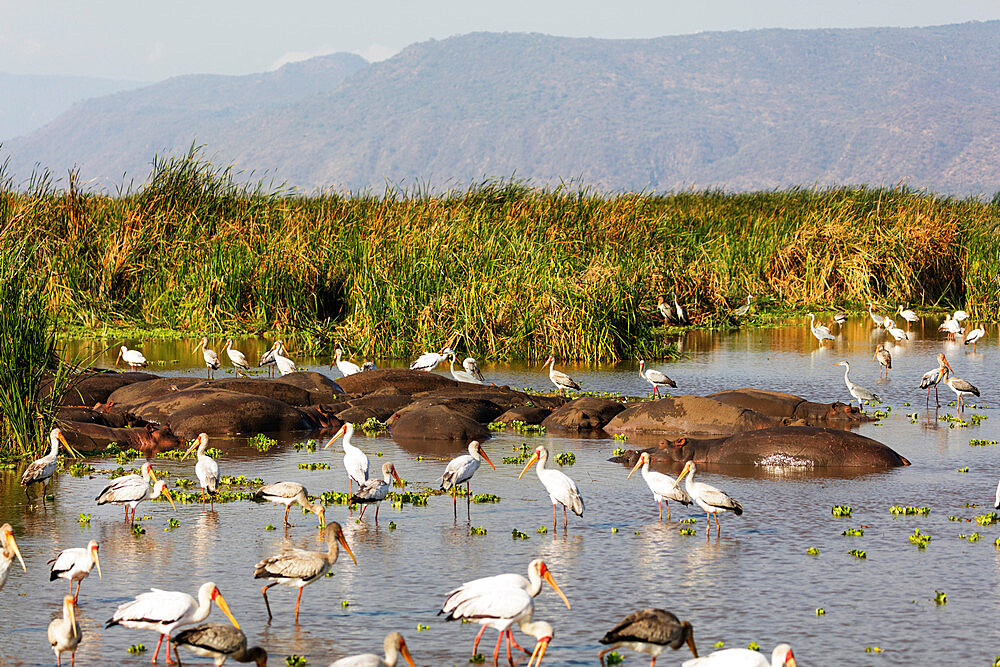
[2,0,999,81]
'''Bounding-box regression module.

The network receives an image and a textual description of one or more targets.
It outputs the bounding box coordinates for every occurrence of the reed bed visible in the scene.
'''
[1,155,998,364]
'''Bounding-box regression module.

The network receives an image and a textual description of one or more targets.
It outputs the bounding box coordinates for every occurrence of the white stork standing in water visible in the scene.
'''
[223,339,250,377]
[253,522,356,622]
[518,445,584,529]
[964,324,986,352]
[939,314,962,341]
[349,461,404,523]
[897,305,919,329]
[116,345,148,370]
[873,344,892,378]
[627,452,692,521]
[543,355,581,394]
[807,313,835,344]
[328,631,417,667]
[324,422,369,496]
[440,440,495,518]
[20,428,68,501]
[48,540,102,601]
[182,433,220,510]
[599,608,699,666]
[638,360,677,398]
[940,357,980,412]
[48,595,81,667]
[194,337,221,379]
[919,354,949,406]
[107,581,240,665]
[885,321,908,341]
[675,461,743,536]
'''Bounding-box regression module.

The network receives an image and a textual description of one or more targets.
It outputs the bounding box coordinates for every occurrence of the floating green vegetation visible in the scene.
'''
[488,420,546,434]
[536,526,547,534]
[679,528,696,536]
[553,451,576,466]
[939,413,969,428]
[502,443,532,465]
[511,529,529,540]
[611,448,626,458]
[678,518,696,524]
[604,651,625,665]
[387,491,429,507]
[204,447,224,458]
[969,438,998,446]
[842,528,864,537]
[219,475,264,486]
[319,491,352,505]
[612,434,628,441]
[132,524,146,536]
[960,532,981,542]
[975,512,998,526]
[969,414,986,426]
[127,644,147,654]
[249,434,277,451]
[116,448,143,465]
[948,516,964,522]
[65,462,95,477]
[747,642,761,651]
[341,600,350,608]
[611,527,618,534]
[156,449,188,460]
[265,524,276,531]
[165,518,180,530]
[470,654,486,664]
[77,513,91,526]
[469,526,487,536]
[908,529,931,548]
[865,646,884,653]
[806,547,819,555]
[957,467,969,473]
[388,522,396,530]
[293,440,318,452]
[934,590,947,605]
[360,417,390,434]
[153,489,256,504]
[890,506,930,516]
[831,505,852,517]
[471,494,500,504]
[298,462,331,470]
[174,477,194,488]
[815,608,825,616]
[285,657,308,667]
[849,549,867,559]
[416,623,429,632]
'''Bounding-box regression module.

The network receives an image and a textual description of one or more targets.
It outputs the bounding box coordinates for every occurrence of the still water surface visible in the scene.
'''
[2,316,999,665]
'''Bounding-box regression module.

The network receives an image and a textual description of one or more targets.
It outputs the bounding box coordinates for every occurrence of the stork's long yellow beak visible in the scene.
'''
[7,533,25,572]
[337,532,358,565]
[211,588,241,630]
[68,599,78,638]
[92,546,102,580]
[323,426,346,450]
[528,637,550,667]
[399,640,415,667]
[479,447,496,471]
[162,487,177,511]
[541,569,571,609]
[517,452,540,480]
[627,457,644,480]
[115,349,123,366]
[391,468,405,490]
[181,439,199,461]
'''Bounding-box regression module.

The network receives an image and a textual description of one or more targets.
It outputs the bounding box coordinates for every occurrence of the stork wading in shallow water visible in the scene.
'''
[270,341,297,375]
[182,433,220,510]
[885,320,908,341]
[223,339,250,377]
[919,354,949,407]
[172,623,267,667]
[873,344,892,378]
[333,342,362,377]
[0,523,26,591]
[21,428,69,501]
[638,359,677,398]
[543,355,581,394]
[598,608,698,666]
[939,314,962,341]
[48,595,81,667]
[94,462,161,524]
[519,445,584,529]
[194,337,221,379]
[835,360,879,408]
[440,558,569,665]
[329,631,416,667]
[964,324,986,352]
[116,345,148,370]
[683,643,797,667]
[676,461,743,536]
[48,540,102,601]
[259,345,276,377]
[897,305,919,329]
[324,422,369,496]
[253,521,356,623]
[252,481,325,528]
[349,461,404,523]
[440,440,495,518]
[940,357,980,412]
[867,302,887,327]
[807,313,835,344]
[627,452,692,521]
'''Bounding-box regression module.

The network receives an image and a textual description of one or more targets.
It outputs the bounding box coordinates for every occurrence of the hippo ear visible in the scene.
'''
[146,423,154,433]
[674,437,686,447]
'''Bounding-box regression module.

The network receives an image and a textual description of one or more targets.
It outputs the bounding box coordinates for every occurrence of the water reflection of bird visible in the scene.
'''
[448,352,484,384]
[350,462,404,523]
[440,440,495,517]
[440,559,570,663]
[324,422,369,495]
[638,360,677,398]
[835,361,879,406]
[329,631,416,667]
[48,595,80,667]
[253,481,325,528]
[0,523,26,591]
[519,445,584,529]
[873,344,892,378]
[333,343,362,377]
[544,355,581,394]
[409,348,454,372]
[183,433,219,511]
[20,428,68,500]
[598,608,698,666]
[627,452,692,521]
[941,357,979,412]
[107,581,240,665]
[195,337,222,379]
[919,354,949,406]
[116,345,148,370]
[676,461,742,536]
[253,522,356,622]
[896,305,918,329]
[964,324,985,351]
[683,643,796,667]
[172,623,268,666]
[224,339,250,377]
[48,540,102,601]
[807,313,834,344]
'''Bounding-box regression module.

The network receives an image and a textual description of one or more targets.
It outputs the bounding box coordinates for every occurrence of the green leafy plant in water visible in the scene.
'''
[293,440,318,452]
[265,524,276,531]
[968,439,998,446]
[975,512,998,526]
[890,505,930,516]
[470,654,486,663]
[502,443,532,465]
[934,590,947,605]
[285,656,308,667]
[849,549,866,559]
[511,528,529,540]
[957,467,969,473]
[612,434,628,441]
[908,528,931,548]
[960,532,980,542]
[68,462,95,476]
[842,528,864,536]
[604,651,624,665]
[77,513,91,526]
[747,642,761,651]
[116,448,143,465]
[298,462,331,470]
[815,608,825,616]
[471,493,500,503]
[132,524,146,536]
[360,417,390,433]
[127,644,146,654]
[712,641,724,649]
[831,505,852,517]
[806,547,819,555]
[679,528,696,536]
[388,522,396,530]
[554,451,575,465]
[536,526,547,534]
[174,477,194,488]
[948,516,963,522]
[249,434,277,451]
[165,517,180,530]
[469,526,487,536]
[865,646,883,653]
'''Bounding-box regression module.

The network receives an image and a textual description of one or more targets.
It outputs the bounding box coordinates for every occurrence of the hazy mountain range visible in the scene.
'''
[4,22,1000,196]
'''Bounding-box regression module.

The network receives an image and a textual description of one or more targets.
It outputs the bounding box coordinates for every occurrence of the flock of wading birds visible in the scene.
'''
[3,301,990,667]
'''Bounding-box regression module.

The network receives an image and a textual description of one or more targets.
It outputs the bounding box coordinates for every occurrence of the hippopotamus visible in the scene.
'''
[707,388,873,426]
[603,395,782,437]
[615,425,910,470]
[60,421,183,457]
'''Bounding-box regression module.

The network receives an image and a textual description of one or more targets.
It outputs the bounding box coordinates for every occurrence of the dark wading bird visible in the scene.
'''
[172,623,268,666]
[873,344,892,378]
[919,353,949,406]
[657,295,676,326]
[253,521,357,623]
[598,608,698,666]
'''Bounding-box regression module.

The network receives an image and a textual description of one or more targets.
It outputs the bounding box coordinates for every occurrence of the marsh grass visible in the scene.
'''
[2,154,999,361]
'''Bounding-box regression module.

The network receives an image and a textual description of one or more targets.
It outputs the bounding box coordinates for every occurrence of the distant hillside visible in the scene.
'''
[5,24,1000,195]
[0,72,144,141]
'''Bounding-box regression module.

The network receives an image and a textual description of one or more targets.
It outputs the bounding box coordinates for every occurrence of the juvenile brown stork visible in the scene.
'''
[599,608,698,666]
[172,623,267,666]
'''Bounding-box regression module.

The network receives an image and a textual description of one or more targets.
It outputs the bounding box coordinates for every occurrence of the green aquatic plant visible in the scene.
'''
[612,434,628,441]
[127,644,147,654]
[297,462,331,470]
[604,651,624,664]
[849,549,866,559]
[806,547,819,555]
[285,657,308,667]
[842,528,864,536]
[969,438,998,446]
[511,529,529,540]
[865,646,884,653]
[536,526,547,534]
[360,417,390,433]
[249,434,277,451]
[132,524,146,536]
[815,608,825,616]
[469,526,487,536]
[265,524,276,531]
[908,529,931,548]
[293,440,318,452]
[416,623,429,632]
[679,528,696,536]
[165,518,180,530]
[890,505,930,516]
[934,590,947,605]
[975,512,998,526]
[502,443,532,465]
[960,532,980,542]
[831,505,852,517]
[471,493,500,504]
[77,513,91,526]
[388,521,396,530]
[553,451,575,466]
[747,642,761,651]
[957,467,969,473]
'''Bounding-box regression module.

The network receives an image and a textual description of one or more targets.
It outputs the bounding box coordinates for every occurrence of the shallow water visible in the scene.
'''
[2,316,999,665]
